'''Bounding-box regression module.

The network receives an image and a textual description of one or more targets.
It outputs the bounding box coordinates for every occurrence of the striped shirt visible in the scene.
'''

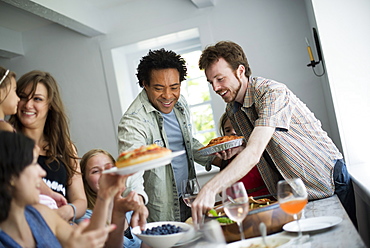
[226,76,342,200]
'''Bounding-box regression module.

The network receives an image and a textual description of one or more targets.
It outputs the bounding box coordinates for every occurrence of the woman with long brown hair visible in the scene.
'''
[10,70,87,222]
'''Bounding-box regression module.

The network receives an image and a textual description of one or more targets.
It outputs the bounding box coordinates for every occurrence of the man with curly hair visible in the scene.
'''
[118,49,214,222]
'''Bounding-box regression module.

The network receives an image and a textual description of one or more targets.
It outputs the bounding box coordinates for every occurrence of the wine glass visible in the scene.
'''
[181,178,203,229]
[277,178,308,242]
[181,178,200,207]
[222,182,249,240]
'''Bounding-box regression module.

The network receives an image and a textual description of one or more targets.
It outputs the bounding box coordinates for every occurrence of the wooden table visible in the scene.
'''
[178,195,366,247]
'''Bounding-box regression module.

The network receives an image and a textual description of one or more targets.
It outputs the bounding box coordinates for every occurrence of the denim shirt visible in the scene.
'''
[118,90,213,222]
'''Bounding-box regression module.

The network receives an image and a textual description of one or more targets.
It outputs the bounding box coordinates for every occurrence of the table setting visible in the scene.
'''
[104,143,365,248]
[140,178,365,248]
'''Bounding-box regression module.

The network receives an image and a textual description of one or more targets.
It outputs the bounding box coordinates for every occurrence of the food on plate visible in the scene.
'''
[116,144,171,168]
[209,209,218,216]
[185,217,193,225]
[208,209,235,224]
[241,244,279,248]
[198,135,244,151]
[141,224,183,235]
[207,197,277,220]
[235,236,292,248]
[249,197,275,210]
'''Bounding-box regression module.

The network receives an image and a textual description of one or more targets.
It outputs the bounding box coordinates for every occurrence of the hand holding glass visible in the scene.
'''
[222,182,249,240]
[277,178,308,241]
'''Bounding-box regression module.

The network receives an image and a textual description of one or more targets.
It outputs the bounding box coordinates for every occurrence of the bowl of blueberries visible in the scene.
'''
[132,221,194,248]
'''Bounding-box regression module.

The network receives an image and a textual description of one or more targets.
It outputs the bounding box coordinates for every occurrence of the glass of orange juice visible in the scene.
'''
[277,178,308,242]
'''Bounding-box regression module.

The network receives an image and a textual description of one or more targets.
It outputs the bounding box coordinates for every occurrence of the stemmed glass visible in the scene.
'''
[181,178,203,229]
[277,178,308,243]
[222,182,249,240]
[181,178,200,207]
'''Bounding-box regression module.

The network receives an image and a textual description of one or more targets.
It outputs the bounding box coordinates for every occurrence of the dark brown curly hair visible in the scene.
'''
[136,48,187,88]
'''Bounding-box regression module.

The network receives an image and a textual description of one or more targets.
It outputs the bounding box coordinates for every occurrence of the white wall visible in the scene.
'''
[309,0,370,166]
[0,24,118,156]
[0,0,338,158]
[308,0,370,246]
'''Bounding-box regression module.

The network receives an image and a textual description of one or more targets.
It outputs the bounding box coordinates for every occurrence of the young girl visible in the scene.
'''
[0,67,19,132]
[9,70,86,222]
[219,112,270,197]
[79,149,149,248]
[0,131,128,248]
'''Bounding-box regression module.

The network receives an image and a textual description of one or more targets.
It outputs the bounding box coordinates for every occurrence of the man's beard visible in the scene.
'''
[227,74,243,103]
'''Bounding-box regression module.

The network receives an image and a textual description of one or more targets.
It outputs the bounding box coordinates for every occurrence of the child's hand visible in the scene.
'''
[51,191,68,207]
[112,191,148,230]
[113,191,141,214]
[97,172,133,201]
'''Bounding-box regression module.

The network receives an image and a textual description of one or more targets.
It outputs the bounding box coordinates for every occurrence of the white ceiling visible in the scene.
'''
[0,0,214,58]
[0,0,125,36]
[0,1,53,32]
[0,0,214,36]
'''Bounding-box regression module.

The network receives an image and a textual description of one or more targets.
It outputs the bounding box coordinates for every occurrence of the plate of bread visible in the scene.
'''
[103,144,185,175]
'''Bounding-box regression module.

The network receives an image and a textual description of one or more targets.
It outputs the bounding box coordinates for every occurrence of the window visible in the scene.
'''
[181,50,216,145]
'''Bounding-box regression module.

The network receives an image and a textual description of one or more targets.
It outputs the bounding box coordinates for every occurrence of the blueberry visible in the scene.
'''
[142,224,183,235]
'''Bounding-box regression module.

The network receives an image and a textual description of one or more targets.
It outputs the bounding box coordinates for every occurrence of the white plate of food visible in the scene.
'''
[283,216,342,232]
[103,150,185,175]
[172,230,202,247]
[197,137,244,156]
[226,235,292,248]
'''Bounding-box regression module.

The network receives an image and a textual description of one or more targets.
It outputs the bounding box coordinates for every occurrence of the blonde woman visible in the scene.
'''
[79,149,149,248]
